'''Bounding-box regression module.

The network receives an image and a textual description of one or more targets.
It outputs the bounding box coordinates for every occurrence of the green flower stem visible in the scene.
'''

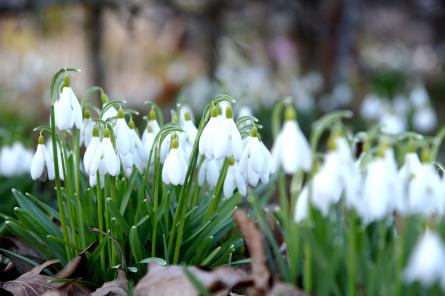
[50,105,71,260]
[347,212,357,296]
[303,241,312,294]
[96,173,105,272]
[104,175,112,267]
[204,159,229,221]
[60,143,78,249]
[278,171,288,218]
[73,130,86,248]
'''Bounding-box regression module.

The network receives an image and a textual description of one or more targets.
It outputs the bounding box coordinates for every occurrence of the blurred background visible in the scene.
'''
[1,0,445,141]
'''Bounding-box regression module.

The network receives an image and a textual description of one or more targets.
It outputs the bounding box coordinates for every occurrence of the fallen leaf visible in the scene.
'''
[0,237,43,274]
[269,282,307,296]
[233,210,270,295]
[91,269,128,296]
[2,255,88,296]
[134,263,251,296]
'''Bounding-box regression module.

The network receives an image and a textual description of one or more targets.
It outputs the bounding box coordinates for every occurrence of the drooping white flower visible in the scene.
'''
[272,107,311,174]
[223,157,246,198]
[413,106,437,132]
[54,76,82,130]
[360,146,401,223]
[294,185,310,223]
[180,111,198,160]
[141,125,155,163]
[89,128,120,177]
[407,161,443,216]
[179,105,195,126]
[360,93,384,120]
[143,109,161,137]
[30,135,55,181]
[398,152,422,214]
[198,158,222,188]
[199,106,221,159]
[102,106,118,121]
[214,106,243,160]
[404,230,445,289]
[114,109,132,156]
[45,140,64,181]
[239,128,272,186]
[162,137,187,185]
[379,111,406,134]
[89,174,104,188]
[129,121,146,173]
[84,127,101,176]
[0,142,33,177]
[80,110,95,147]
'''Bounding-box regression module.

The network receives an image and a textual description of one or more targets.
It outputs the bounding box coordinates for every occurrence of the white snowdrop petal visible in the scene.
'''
[223,167,235,198]
[30,145,45,180]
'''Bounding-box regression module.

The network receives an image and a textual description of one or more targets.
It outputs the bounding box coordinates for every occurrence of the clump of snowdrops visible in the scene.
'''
[2,68,272,282]
[251,100,445,295]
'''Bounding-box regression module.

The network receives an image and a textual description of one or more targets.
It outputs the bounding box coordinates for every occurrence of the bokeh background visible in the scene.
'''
[1,0,445,142]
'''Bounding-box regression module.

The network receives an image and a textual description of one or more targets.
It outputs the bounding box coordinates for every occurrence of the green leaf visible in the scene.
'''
[138,257,167,265]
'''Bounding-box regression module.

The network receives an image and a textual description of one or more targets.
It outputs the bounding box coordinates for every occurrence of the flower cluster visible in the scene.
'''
[0,142,33,177]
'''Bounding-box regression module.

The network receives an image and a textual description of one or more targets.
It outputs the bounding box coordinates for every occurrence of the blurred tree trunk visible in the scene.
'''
[85,3,105,102]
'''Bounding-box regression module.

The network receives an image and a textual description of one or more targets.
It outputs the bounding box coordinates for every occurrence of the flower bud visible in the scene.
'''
[117,108,125,119]
[92,126,99,137]
[184,111,192,121]
[103,128,111,138]
[211,106,218,118]
[149,109,156,120]
[284,106,296,121]
[38,134,45,145]
[225,106,233,119]
[62,74,71,88]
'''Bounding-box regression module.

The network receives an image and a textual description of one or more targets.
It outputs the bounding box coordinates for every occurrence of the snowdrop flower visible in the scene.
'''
[45,140,64,181]
[179,105,195,126]
[413,106,437,132]
[89,128,120,177]
[80,109,95,147]
[397,152,422,214]
[0,142,33,177]
[180,111,198,159]
[272,106,311,174]
[379,111,406,134]
[223,157,246,198]
[89,174,104,188]
[84,127,101,175]
[294,185,310,223]
[162,136,187,185]
[100,91,118,121]
[360,145,401,223]
[129,120,146,173]
[141,125,155,162]
[407,151,443,216]
[239,128,272,186]
[410,84,430,107]
[114,109,131,155]
[198,158,222,188]
[54,75,82,130]
[199,106,221,159]
[213,106,243,160]
[30,134,55,181]
[360,94,384,120]
[404,230,445,289]
[143,109,161,138]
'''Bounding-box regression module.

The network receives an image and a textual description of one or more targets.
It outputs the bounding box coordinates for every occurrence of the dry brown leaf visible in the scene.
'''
[269,283,307,296]
[91,269,128,296]
[0,236,43,274]
[134,263,250,296]
[233,210,270,295]
[2,255,87,296]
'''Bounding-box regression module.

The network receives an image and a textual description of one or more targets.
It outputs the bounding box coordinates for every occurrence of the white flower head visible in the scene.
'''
[114,108,132,155]
[84,126,101,175]
[198,158,222,188]
[30,134,55,181]
[213,106,243,160]
[199,106,221,159]
[180,111,198,159]
[54,75,82,130]
[179,105,195,126]
[162,136,188,185]
[239,128,272,187]
[90,128,120,177]
[80,109,95,147]
[272,106,311,174]
[223,157,246,198]
[129,119,146,173]
[360,145,401,223]
[404,230,445,289]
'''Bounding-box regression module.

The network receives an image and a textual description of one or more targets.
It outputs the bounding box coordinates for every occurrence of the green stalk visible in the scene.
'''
[96,173,105,272]
[347,213,356,296]
[73,130,86,247]
[278,171,288,218]
[104,175,112,267]
[50,105,71,260]
[303,242,312,294]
